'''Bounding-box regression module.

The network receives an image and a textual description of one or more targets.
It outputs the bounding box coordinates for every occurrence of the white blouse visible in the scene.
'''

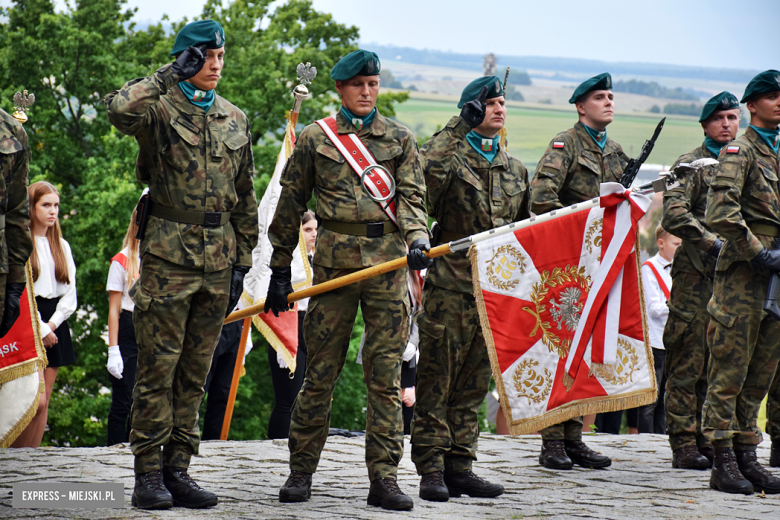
[34,236,77,337]
[106,247,137,312]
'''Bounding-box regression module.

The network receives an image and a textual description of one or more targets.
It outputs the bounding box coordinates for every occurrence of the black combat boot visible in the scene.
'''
[539,440,573,470]
[672,445,710,470]
[162,466,218,508]
[698,445,715,467]
[733,444,780,494]
[279,470,312,502]
[132,469,173,510]
[564,440,612,468]
[770,441,780,468]
[367,477,414,510]
[709,446,754,494]
[444,469,504,498]
[419,470,449,502]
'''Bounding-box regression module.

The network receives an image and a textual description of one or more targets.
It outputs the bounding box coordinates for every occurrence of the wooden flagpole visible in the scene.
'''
[220,317,251,440]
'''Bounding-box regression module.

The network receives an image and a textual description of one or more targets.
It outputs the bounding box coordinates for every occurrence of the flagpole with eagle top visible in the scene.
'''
[224,156,713,326]
[220,65,317,440]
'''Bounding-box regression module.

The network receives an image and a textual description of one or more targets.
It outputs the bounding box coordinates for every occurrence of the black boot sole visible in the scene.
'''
[538,455,573,470]
[570,458,611,469]
[131,494,173,510]
[709,480,754,495]
[419,488,449,502]
[367,494,414,510]
[672,460,711,470]
[171,496,218,508]
[447,486,504,498]
[279,490,310,503]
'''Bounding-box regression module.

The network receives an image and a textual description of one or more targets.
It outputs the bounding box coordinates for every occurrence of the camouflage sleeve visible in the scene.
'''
[530,136,571,215]
[231,123,259,267]
[105,63,181,141]
[705,148,763,260]
[420,116,468,215]
[662,157,718,251]
[395,128,430,246]
[516,162,532,221]
[269,126,317,268]
[4,124,32,282]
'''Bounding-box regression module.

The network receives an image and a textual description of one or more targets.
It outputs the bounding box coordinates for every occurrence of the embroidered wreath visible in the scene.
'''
[604,338,639,386]
[485,245,527,291]
[513,359,553,405]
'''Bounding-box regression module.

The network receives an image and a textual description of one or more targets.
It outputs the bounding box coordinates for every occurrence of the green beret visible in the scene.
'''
[457,76,504,108]
[699,91,740,122]
[170,20,225,56]
[741,69,780,103]
[569,73,612,104]
[330,50,381,81]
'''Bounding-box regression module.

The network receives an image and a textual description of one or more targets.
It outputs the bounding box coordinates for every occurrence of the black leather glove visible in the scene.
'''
[407,238,434,271]
[171,43,207,81]
[225,265,250,318]
[459,85,488,129]
[707,238,723,257]
[0,283,25,337]
[752,248,780,271]
[264,266,294,317]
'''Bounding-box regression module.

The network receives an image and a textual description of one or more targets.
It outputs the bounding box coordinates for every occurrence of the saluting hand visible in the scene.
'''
[460,85,488,129]
[171,43,208,81]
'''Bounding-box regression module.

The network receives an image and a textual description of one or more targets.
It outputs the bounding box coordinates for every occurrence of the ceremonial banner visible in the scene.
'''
[0,263,47,447]
[242,118,312,373]
[470,183,657,434]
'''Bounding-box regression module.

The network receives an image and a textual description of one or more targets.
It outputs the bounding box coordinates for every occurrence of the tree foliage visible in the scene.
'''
[663,103,702,117]
[0,0,407,446]
[613,79,698,101]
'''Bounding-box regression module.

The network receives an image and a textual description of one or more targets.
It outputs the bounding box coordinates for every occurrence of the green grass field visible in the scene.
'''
[395,97,711,171]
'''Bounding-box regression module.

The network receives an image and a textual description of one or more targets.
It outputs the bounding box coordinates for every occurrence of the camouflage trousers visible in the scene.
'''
[130,254,231,473]
[663,270,712,451]
[289,264,409,481]
[767,366,780,443]
[540,418,584,441]
[411,283,493,475]
[702,260,780,447]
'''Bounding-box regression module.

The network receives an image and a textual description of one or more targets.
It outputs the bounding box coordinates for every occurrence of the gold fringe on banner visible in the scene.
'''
[0,373,43,448]
[470,234,658,436]
[589,362,617,380]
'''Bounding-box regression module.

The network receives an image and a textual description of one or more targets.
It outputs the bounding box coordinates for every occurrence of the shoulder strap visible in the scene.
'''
[315,117,397,225]
[642,260,670,300]
[111,252,128,269]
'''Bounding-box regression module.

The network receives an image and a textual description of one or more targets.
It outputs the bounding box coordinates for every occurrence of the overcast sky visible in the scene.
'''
[23,0,779,71]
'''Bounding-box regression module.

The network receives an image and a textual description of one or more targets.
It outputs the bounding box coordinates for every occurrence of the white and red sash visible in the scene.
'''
[642,260,670,300]
[315,116,398,225]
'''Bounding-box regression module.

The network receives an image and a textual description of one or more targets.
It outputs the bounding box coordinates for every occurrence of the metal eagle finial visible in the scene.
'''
[12,90,35,124]
[296,63,317,86]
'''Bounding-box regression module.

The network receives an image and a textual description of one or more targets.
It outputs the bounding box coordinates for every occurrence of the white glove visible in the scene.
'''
[277,351,288,369]
[107,346,124,379]
[402,342,416,362]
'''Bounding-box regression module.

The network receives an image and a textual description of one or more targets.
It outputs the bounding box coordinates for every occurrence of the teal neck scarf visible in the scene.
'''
[178,81,215,112]
[583,124,607,151]
[750,125,780,154]
[466,130,498,163]
[704,136,727,158]
[341,105,376,131]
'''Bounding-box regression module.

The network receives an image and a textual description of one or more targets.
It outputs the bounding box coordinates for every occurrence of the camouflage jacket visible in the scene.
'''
[269,110,428,269]
[706,126,780,271]
[105,63,258,272]
[663,143,721,277]
[0,109,32,283]
[422,116,530,294]
[530,121,629,215]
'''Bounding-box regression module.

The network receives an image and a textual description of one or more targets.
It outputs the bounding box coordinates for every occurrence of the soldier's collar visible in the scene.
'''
[746,126,779,157]
[335,110,386,137]
[574,122,601,153]
[171,85,229,118]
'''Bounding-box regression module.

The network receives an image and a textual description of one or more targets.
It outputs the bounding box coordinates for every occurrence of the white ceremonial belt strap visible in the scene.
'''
[315,117,398,225]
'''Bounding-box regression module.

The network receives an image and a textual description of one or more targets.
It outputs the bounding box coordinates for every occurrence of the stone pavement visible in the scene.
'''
[1,434,778,519]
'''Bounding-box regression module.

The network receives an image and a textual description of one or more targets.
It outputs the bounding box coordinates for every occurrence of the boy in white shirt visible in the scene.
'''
[639,225,682,433]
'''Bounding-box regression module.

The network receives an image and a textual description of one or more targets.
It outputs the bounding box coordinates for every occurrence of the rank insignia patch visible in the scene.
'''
[352,118,363,131]
[726,145,740,154]
[482,139,493,152]
[192,90,206,102]
[553,141,565,149]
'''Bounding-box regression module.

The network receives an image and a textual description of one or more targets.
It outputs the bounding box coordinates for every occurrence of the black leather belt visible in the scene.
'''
[320,219,397,237]
[150,204,230,227]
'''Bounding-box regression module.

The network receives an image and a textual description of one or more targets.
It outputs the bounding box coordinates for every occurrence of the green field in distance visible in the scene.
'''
[394,97,714,171]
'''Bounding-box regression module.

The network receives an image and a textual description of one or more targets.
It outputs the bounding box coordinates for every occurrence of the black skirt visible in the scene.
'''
[36,296,76,367]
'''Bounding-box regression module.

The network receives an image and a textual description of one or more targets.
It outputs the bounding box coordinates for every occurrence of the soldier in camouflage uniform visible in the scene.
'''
[265,50,430,511]
[0,108,32,338]
[411,77,527,502]
[768,356,780,467]
[530,73,627,470]
[105,20,258,509]
[703,70,780,495]
[661,92,740,470]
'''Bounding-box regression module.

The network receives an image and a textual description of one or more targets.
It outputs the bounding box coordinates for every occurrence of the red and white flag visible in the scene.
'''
[470,183,657,434]
[242,119,312,373]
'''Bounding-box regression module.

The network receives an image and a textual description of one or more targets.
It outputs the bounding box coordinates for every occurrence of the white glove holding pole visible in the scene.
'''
[107,346,124,379]
[277,351,288,369]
